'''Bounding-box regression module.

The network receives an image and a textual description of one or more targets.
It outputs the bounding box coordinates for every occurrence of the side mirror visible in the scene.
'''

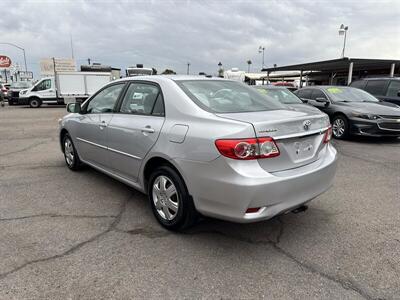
[66,103,81,113]
[315,97,328,103]
[300,98,308,103]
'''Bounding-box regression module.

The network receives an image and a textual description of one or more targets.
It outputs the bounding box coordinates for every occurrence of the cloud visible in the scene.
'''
[1,0,399,78]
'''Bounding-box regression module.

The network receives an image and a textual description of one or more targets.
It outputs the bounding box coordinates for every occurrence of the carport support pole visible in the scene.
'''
[390,63,395,77]
[347,62,353,85]
[299,70,303,88]
[266,71,270,85]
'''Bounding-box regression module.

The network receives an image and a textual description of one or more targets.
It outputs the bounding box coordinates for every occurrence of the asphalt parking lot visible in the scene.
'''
[0,104,399,299]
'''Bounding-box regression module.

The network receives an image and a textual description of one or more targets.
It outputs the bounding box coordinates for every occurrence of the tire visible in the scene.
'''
[332,115,349,139]
[148,165,198,231]
[29,97,41,108]
[62,134,82,171]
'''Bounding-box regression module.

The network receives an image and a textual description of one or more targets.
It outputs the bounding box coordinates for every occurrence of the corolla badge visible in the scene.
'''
[259,128,277,133]
[303,120,312,131]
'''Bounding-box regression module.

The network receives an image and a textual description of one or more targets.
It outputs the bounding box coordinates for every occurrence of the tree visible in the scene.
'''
[246,60,252,73]
[161,69,176,75]
[152,68,158,75]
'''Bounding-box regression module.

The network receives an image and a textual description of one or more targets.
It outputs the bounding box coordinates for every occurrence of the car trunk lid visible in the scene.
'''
[216,109,330,172]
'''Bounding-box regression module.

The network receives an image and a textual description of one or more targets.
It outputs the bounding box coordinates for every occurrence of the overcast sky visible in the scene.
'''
[1,0,399,77]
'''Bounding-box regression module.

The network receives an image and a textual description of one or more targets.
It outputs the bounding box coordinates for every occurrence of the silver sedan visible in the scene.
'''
[59,76,338,230]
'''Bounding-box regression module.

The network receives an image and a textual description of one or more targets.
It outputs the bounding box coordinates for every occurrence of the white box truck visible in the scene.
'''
[224,68,246,82]
[17,71,111,108]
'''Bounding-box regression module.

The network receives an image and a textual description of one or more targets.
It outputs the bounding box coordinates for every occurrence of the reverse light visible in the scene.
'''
[215,137,280,160]
[323,126,332,143]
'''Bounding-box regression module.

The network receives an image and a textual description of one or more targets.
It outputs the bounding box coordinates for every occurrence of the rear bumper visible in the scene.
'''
[175,144,338,223]
[350,118,400,137]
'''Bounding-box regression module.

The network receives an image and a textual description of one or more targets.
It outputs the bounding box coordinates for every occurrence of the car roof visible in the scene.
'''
[111,75,228,85]
[254,85,289,90]
[299,85,353,90]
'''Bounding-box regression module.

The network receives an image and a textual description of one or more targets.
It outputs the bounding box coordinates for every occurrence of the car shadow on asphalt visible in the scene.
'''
[73,158,332,248]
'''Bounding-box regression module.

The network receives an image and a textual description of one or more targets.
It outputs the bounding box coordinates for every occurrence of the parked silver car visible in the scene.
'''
[59,76,338,230]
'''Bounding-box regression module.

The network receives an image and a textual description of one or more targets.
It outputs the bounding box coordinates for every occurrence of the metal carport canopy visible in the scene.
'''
[261,57,400,72]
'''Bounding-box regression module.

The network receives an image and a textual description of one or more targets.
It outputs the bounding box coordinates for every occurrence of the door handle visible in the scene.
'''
[98,121,108,129]
[140,126,155,133]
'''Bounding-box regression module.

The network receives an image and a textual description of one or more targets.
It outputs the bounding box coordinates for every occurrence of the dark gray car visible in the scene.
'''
[295,86,400,139]
[350,78,400,106]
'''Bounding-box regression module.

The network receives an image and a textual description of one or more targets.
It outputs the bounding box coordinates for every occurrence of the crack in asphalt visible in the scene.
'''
[0,207,374,299]
[186,218,373,300]
[0,213,117,222]
[0,196,128,281]
[339,151,399,171]
[333,143,399,171]
[0,139,51,157]
[114,227,171,238]
[0,163,64,170]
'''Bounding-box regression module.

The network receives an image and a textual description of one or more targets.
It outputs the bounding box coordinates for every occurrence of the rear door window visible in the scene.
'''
[119,82,164,116]
[351,80,366,89]
[365,80,387,95]
[296,89,312,99]
[386,81,400,97]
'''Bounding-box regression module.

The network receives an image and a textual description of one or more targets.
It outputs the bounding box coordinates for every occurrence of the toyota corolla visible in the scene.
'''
[59,76,338,230]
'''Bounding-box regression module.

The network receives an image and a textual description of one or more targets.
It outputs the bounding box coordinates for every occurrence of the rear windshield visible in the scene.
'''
[255,87,302,104]
[176,80,285,113]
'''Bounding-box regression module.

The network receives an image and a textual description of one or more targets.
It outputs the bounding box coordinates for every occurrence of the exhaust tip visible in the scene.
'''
[291,205,308,214]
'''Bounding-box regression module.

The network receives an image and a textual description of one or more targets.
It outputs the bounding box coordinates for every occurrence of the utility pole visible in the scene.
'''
[0,42,27,71]
[258,46,265,69]
[187,62,190,75]
[70,34,74,59]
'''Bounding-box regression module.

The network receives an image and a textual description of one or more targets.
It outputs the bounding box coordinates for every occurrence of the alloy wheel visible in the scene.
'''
[152,175,179,221]
[64,138,75,167]
[332,118,345,137]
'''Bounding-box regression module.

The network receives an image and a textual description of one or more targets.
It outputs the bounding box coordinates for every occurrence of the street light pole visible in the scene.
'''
[22,48,27,72]
[217,62,223,77]
[338,24,349,58]
[187,62,190,75]
[258,46,265,69]
[0,42,27,71]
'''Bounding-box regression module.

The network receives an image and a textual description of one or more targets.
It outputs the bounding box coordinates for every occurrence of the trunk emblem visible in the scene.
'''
[259,128,277,133]
[303,120,312,131]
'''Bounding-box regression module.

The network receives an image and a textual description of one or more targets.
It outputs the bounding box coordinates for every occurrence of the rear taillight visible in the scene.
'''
[215,137,280,160]
[323,126,332,143]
